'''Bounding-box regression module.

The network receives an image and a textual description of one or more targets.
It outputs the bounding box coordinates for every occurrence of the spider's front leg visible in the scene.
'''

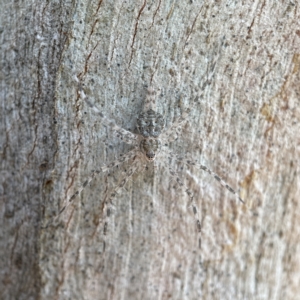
[168,166,202,249]
[99,157,141,250]
[167,151,245,204]
[42,148,139,229]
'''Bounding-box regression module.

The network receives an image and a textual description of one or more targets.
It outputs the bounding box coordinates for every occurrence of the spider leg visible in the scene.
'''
[80,89,138,145]
[100,148,139,173]
[161,108,191,143]
[42,148,139,229]
[168,166,202,249]
[100,157,141,240]
[167,151,245,204]
[86,98,138,145]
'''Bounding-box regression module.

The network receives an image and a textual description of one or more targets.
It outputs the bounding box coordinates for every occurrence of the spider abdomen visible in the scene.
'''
[137,109,165,138]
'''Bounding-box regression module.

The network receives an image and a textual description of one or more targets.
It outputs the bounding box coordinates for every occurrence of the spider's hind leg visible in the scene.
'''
[161,108,191,143]
[79,89,139,146]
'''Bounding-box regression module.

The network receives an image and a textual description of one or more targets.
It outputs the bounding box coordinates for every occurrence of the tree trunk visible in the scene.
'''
[1,1,300,299]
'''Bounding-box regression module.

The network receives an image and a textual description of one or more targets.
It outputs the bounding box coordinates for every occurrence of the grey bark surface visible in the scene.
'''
[1,1,300,300]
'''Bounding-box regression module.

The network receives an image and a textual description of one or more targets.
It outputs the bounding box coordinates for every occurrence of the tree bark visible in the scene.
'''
[1,1,300,299]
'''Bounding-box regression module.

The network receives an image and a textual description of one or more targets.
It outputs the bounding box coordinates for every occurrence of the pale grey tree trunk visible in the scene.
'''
[1,1,300,299]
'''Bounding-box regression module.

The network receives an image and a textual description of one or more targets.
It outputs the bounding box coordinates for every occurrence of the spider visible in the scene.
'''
[45,87,244,249]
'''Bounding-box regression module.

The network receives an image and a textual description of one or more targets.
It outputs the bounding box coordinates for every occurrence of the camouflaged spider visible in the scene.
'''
[45,88,244,249]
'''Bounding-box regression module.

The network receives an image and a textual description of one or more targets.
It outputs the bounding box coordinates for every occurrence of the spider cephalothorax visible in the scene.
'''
[140,137,162,161]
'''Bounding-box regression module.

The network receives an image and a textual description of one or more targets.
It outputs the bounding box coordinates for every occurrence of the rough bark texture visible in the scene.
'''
[1,1,300,299]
